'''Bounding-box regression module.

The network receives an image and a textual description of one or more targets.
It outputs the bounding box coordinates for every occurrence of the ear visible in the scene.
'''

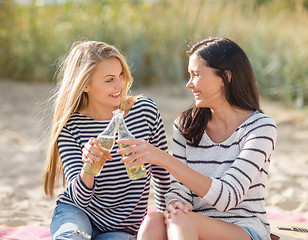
[83,85,89,93]
[225,70,232,83]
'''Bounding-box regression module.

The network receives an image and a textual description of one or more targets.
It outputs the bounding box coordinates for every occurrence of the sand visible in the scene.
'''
[0,80,307,228]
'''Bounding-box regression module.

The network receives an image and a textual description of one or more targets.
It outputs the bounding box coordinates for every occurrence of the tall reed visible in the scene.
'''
[1,0,307,107]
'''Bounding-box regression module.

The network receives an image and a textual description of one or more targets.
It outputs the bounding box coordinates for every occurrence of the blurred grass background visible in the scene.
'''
[0,0,308,107]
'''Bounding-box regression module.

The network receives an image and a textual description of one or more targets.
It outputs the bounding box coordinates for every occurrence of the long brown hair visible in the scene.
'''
[43,41,135,198]
[178,37,262,146]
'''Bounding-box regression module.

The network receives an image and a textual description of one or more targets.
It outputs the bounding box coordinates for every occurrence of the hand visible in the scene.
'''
[116,138,167,167]
[82,137,113,164]
[164,201,193,219]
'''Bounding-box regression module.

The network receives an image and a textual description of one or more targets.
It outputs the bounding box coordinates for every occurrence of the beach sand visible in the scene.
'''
[0,80,307,228]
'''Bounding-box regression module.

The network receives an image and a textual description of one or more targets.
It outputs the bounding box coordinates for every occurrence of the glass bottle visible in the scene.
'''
[117,110,147,180]
[83,110,120,176]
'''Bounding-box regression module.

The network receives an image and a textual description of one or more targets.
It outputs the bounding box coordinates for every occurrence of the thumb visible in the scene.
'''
[107,152,113,161]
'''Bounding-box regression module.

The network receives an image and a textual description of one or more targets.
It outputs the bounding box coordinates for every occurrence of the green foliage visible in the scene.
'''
[1,0,308,107]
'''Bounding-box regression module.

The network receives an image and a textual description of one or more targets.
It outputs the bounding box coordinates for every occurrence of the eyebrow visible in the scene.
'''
[104,74,115,78]
[188,69,200,73]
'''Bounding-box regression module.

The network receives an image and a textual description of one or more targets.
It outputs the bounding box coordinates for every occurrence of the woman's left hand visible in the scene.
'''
[116,138,167,168]
[164,201,193,219]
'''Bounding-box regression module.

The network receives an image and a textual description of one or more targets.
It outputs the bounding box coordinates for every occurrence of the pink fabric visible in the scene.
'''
[267,212,308,223]
[0,226,50,240]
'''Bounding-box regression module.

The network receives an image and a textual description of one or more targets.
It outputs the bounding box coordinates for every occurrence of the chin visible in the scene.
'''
[195,101,205,108]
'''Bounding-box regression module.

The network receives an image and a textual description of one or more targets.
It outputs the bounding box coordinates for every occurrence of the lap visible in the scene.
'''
[50,203,92,240]
[50,203,136,240]
[166,210,252,240]
[93,231,136,240]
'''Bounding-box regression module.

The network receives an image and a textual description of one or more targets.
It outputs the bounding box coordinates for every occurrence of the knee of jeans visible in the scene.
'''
[52,228,91,240]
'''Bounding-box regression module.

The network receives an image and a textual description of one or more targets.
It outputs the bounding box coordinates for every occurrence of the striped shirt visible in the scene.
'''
[57,96,170,235]
[165,111,277,240]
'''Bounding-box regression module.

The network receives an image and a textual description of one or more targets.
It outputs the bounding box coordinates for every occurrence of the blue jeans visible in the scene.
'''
[50,203,137,240]
[242,226,263,240]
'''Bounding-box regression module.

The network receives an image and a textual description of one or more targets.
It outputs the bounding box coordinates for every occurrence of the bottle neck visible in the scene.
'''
[98,115,118,138]
[118,115,134,139]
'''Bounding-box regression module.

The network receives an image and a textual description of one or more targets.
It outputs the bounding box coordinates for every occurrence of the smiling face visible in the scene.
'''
[187,53,225,108]
[83,57,125,116]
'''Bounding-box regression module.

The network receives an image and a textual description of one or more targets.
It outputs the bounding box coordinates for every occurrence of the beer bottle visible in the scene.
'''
[83,109,121,176]
[117,110,147,180]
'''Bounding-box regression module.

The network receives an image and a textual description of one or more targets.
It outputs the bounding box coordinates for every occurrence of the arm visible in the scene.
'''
[58,126,96,208]
[81,137,113,188]
[117,123,212,201]
[117,138,211,199]
[118,116,277,212]
[202,116,277,211]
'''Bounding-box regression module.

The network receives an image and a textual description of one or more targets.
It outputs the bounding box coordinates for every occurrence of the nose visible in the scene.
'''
[186,78,193,89]
[115,75,125,89]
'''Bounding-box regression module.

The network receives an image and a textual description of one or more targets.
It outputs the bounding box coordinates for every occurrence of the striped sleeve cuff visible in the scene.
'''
[72,173,96,208]
[202,177,220,206]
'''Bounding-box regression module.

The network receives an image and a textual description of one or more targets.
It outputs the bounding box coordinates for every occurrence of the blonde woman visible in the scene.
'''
[43,41,170,240]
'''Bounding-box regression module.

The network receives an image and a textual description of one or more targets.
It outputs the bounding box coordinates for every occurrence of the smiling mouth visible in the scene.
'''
[193,91,201,98]
[111,92,121,97]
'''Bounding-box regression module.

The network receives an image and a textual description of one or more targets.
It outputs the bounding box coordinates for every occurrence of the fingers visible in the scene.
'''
[164,201,192,219]
[117,139,149,166]
[117,138,141,146]
[82,137,113,164]
[120,152,145,167]
[186,203,193,212]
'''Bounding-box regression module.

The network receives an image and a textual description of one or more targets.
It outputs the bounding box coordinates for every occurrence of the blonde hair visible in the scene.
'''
[43,41,135,198]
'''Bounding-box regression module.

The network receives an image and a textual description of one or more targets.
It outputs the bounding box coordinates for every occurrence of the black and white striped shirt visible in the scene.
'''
[165,111,277,240]
[57,96,170,235]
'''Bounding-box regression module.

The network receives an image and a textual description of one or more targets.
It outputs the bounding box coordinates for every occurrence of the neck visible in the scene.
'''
[206,104,253,143]
[80,104,117,121]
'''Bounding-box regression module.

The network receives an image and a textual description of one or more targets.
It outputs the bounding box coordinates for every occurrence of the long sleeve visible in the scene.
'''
[58,126,95,208]
[202,116,277,211]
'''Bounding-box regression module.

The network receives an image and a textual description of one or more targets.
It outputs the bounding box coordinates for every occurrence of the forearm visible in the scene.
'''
[117,138,212,198]
[80,169,95,189]
[160,152,212,198]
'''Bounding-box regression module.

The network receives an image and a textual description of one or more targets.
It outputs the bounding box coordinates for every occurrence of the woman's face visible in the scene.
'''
[187,53,225,108]
[84,57,125,112]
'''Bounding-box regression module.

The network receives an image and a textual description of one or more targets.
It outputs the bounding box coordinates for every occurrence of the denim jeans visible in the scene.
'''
[50,203,137,240]
[242,226,263,240]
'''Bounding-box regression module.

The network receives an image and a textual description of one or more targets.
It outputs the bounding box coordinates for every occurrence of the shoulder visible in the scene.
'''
[63,112,105,134]
[241,112,277,140]
[134,96,158,109]
[248,112,276,128]
[65,112,92,126]
[130,96,159,116]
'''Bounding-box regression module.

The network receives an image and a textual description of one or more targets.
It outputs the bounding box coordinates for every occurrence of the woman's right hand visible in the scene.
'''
[116,138,168,167]
[82,137,113,164]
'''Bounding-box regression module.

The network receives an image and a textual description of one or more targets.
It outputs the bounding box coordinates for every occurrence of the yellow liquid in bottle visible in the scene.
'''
[118,143,146,180]
[83,136,115,176]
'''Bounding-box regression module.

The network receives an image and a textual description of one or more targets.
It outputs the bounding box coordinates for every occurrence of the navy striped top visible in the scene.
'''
[165,112,277,240]
[57,96,170,235]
